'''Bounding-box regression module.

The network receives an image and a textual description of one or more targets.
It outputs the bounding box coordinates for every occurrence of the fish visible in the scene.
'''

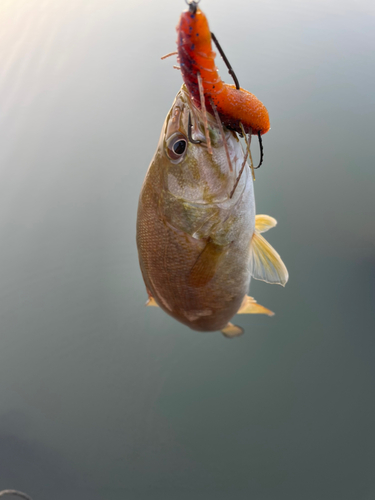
[177,2,270,136]
[136,84,288,338]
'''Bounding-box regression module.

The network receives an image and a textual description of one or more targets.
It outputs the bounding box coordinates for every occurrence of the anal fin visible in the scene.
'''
[221,322,244,338]
[145,289,159,307]
[237,295,274,316]
[145,296,159,307]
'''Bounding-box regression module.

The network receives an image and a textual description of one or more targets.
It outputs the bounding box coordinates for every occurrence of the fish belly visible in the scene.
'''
[136,168,253,332]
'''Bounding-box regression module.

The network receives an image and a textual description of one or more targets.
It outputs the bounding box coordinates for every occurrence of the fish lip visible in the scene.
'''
[179,84,218,128]
[162,85,214,153]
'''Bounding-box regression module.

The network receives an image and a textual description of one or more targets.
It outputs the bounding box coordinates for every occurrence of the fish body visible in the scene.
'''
[136,85,287,335]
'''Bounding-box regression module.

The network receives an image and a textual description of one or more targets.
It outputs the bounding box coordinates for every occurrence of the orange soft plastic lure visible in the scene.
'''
[177,2,270,136]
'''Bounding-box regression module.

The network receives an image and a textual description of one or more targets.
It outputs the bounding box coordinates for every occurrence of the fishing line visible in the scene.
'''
[185,0,200,13]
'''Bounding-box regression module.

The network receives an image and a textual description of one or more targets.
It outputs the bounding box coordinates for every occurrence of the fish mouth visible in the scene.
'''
[164,84,218,147]
[161,84,249,206]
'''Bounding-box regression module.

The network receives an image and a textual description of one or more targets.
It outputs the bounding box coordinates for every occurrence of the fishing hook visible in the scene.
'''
[188,113,201,144]
[254,131,264,169]
[210,32,240,90]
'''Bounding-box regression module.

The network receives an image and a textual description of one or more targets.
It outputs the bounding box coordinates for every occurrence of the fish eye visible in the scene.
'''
[165,133,188,162]
[173,140,186,155]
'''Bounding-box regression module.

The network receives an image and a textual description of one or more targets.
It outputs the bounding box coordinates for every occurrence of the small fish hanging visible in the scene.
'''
[136,1,288,337]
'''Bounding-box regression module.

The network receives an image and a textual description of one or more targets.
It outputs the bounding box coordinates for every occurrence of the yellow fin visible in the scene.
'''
[250,231,289,286]
[188,239,230,288]
[145,297,159,307]
[221,322,244,338]
[237,295,274,316]
[255,214,277,233]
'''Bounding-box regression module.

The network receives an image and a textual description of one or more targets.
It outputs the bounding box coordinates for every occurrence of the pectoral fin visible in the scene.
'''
[250,215,289,286]
[255,214,277,233]
[221,322,244,338]
[188,239,230,288]
[237,295,274,316]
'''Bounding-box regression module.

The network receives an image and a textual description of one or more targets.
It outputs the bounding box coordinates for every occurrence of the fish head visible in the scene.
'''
[155,85,244,204]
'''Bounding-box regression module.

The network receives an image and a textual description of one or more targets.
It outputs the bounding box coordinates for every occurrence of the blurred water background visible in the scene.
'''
[0,0,374,498]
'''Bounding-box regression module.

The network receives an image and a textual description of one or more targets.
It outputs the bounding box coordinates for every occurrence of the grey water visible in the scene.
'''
[0,0,374,498]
